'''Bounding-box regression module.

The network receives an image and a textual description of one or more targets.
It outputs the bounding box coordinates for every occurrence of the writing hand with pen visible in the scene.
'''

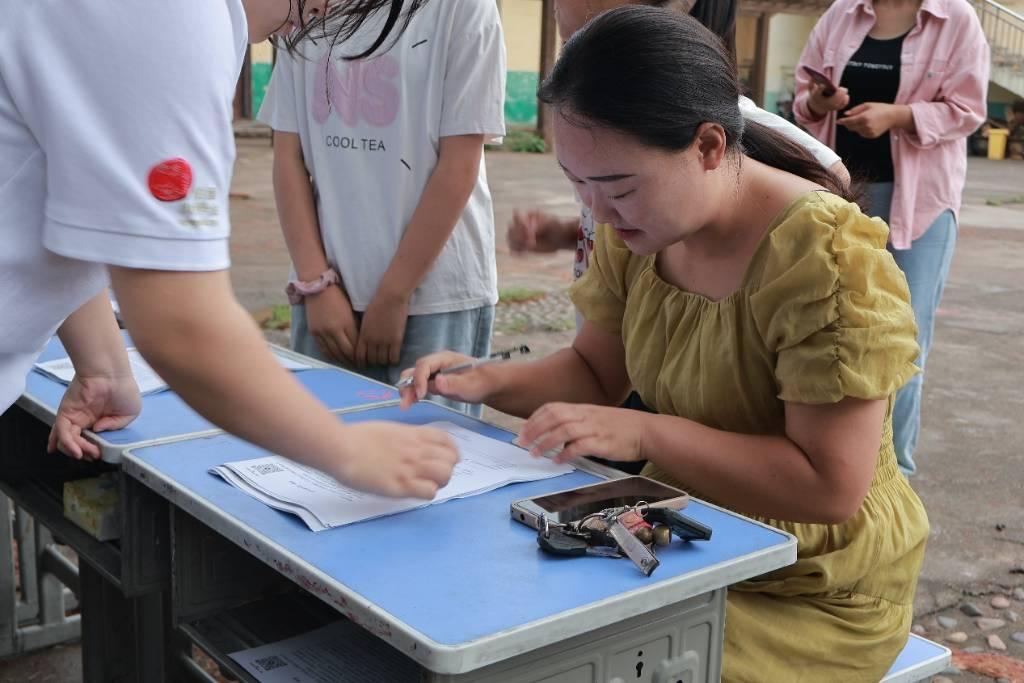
[397,346,530,409]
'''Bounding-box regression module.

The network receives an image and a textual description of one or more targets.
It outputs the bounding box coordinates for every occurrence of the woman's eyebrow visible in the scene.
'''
[557,162,635,182]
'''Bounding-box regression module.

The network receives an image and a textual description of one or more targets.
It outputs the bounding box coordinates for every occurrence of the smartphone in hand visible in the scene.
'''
[801,66,837,97]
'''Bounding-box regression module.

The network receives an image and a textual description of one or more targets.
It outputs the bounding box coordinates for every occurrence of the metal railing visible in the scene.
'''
[973,0,1024,69]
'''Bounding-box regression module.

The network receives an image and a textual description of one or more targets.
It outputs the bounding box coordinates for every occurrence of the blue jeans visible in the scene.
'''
[867,183,957,476]
[291,303,495,417]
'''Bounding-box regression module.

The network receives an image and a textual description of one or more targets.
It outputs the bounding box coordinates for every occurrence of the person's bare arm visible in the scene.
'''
[357,134,486,368]
[50,291,140,459]
[110,267,457,499]
[272,132,360,364]
[399,321,631,417]
[518,396,884,525]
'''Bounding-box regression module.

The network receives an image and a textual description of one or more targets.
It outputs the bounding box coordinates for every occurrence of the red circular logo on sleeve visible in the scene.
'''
[148,158,193,202]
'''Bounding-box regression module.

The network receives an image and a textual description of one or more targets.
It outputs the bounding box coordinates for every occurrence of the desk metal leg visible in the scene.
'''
[0,494,81,658]
[79,560,172,683]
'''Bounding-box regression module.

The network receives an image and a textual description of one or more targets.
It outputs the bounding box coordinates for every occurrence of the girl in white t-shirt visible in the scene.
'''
[509,0,850,285]
[0,0,457,499]
[260,0,506,417]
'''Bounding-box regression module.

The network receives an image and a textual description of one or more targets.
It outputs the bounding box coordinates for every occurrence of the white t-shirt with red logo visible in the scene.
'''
[0,0,247,412]
[258,0,506,315]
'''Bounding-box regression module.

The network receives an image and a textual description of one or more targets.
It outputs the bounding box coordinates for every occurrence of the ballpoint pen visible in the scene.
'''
[395,345,530,389]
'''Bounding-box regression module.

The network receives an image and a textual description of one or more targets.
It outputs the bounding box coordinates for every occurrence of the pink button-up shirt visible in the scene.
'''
[794,0,990,249]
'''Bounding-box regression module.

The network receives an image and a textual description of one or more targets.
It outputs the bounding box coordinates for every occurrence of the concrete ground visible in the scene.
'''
[1,141,1022,681]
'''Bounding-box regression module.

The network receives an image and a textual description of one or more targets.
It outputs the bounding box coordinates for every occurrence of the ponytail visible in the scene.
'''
[742,122,850,198]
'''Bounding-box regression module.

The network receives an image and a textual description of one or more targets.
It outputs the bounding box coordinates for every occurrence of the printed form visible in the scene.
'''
[211,421,574,531]
[35,347,312,396]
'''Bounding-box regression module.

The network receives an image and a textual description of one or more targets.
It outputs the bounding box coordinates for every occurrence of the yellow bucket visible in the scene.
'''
[988,128,1009,160]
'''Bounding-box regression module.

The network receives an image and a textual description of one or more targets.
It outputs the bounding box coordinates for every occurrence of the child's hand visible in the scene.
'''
[516,403,645,465]
[356,289,409,368]
[305,286,359,365]
[49,374,141,460]
[507,209,577,253]
[399,351,494,409]
[333,422,459,499]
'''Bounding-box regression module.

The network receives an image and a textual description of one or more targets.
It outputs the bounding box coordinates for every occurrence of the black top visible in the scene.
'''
[836,33,906,183]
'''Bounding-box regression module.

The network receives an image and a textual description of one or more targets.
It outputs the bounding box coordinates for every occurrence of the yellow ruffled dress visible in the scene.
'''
[569,192,930,682]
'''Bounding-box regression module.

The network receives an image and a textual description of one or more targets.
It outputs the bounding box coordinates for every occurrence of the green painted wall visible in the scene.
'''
[252,62,273,117]
[505,71,539,127]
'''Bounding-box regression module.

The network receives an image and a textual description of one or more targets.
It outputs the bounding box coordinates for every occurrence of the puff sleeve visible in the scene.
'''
[750,197,920,404]
[568,224,642,334]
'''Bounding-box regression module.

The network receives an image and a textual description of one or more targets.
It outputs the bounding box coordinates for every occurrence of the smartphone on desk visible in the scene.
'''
[511,476,689,530]
[801,65,837,97]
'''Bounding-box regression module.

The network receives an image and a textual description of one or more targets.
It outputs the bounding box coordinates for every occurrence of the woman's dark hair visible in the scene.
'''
[688,0,737,60]
[282,0,426,60]
[537,6,850,199]
[640,1,736,59]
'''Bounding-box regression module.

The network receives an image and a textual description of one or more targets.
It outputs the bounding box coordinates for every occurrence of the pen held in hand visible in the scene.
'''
[396,345,531,389]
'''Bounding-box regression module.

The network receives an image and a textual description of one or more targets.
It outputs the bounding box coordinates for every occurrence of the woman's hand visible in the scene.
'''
[48,374,141,460]
[807,82,850,117]
[838,102,913,139]
[332,422,459,499]
[516,403,646,465]
[398,351,498,409]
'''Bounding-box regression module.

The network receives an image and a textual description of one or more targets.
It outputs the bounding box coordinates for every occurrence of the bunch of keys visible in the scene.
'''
[537,502,712,577]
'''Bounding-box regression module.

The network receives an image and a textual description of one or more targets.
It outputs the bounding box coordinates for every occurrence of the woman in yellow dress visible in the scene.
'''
[400,7,929,681]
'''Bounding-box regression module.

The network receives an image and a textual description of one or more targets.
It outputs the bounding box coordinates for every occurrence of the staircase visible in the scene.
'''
[973,0,1024,99]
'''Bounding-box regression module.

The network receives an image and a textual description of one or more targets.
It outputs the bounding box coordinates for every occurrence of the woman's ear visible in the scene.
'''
[694,122,728,172]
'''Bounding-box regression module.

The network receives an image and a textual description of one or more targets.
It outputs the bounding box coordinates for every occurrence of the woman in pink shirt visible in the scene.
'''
[795,0,989,475]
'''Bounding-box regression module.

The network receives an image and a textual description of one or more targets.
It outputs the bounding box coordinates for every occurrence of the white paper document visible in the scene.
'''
[211,421,574,531]
[229,620,421,682]
[35,348,168,395]
[35,347,313,396]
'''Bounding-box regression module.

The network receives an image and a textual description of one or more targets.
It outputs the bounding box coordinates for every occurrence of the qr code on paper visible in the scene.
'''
[254,655,288,671]
[254,463,285,475]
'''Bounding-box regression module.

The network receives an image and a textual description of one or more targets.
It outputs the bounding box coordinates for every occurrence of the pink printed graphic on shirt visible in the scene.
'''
[313,52,400,127]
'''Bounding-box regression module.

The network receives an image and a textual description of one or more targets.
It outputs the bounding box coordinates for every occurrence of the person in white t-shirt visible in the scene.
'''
[0,0,458,499]
[259,0,506,417]
[508,0,851,291]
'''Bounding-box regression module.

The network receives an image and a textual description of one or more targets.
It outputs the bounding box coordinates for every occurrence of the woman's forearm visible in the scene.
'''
[110,268,354,475]
[484,347,626,418]
[641,414,862,524]
[57,290,132,378]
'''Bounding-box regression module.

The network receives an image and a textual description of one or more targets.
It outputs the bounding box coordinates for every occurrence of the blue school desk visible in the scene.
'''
[0,338,402,681]
[882,634,951,682]
[122,400,798,682]
[17,332,401,462]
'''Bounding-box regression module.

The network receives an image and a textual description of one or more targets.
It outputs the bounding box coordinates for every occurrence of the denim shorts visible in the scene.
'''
[291,303,495,417]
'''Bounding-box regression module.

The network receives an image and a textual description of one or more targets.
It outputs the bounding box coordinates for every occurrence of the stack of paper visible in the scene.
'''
[34,347,312,396]
[35,348,169,395]
[229,620,421,682]
[211,421,574,531]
